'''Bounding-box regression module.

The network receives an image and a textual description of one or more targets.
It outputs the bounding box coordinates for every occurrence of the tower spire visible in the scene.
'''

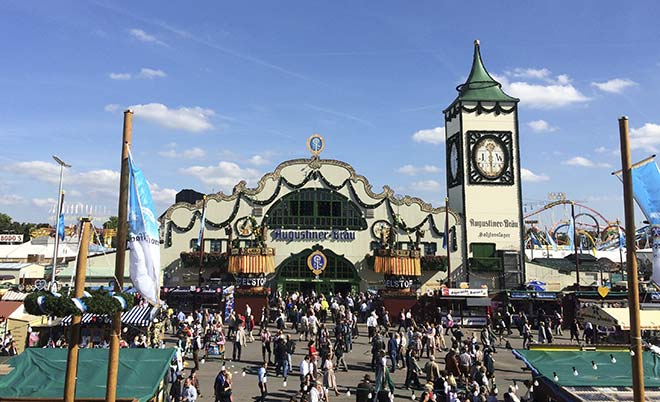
[455,39,518,103]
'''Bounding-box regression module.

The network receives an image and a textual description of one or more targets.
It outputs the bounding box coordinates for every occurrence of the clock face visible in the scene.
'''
[473,137,507,179]
[449,141,459,180]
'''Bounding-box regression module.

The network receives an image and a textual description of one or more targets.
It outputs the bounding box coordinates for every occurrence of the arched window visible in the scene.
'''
[266,189,367,230]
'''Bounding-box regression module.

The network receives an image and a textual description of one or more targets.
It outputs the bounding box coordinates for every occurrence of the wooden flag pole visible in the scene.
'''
[63,218,91,402]
[619,116,645,402]
[445,197,451,288]
[105,110,132,402]
[197,195,207,288]
[571,202,580,290]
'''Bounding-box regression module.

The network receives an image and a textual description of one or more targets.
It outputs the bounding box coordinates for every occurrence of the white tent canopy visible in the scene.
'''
[579,305,660,330]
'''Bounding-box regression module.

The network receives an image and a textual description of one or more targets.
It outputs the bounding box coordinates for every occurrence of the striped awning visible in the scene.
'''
[374,256,421,276]
[61,305,155,327]
[228,255,275,274]
[1,291,28,301]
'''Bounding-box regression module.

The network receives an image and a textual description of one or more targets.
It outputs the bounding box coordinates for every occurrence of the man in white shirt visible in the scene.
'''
[299,355,312,383]
[367,312,378,340]
[182,377,198,402]
[309,381,322,402]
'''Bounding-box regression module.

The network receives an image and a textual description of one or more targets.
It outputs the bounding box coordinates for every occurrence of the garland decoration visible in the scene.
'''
[24,289,135,317]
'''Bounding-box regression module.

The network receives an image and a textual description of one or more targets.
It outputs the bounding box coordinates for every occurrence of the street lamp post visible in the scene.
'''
[51,155,71,289]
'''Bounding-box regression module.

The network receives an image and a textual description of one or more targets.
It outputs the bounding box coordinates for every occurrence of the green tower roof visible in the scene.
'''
[455,40,518,103]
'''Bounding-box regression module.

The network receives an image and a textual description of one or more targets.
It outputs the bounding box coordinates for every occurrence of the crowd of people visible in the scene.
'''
[161,290,550,402]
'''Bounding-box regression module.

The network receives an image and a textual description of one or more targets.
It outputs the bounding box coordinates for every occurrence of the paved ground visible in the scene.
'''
[171,325,567,401]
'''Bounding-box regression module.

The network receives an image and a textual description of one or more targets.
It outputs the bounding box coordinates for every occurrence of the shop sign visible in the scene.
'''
[272,229,356,242]
[462,317,488,326]
[509,291,531,299]
[235,276,267,287]
[383,277,414,289]
[536,292,557,300]
[0,234,23,243]
[441,288,488,297]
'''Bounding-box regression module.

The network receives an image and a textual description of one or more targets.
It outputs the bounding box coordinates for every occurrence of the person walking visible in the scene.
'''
[387,332,398,372]
[404,349,422,389]
[570,319,581,343]
[232,324,246,361]
[168,374,183,402]
[181,377,198,402]
[324,351,341,396]
[260,327,272,364]
[257,361,268,402]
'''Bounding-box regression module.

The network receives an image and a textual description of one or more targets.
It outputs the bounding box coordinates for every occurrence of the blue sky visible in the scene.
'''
[1,1,660,229]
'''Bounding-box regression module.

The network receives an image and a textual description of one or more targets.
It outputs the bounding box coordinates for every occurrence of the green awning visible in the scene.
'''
[513,349,660,388]
[0,348,175,401]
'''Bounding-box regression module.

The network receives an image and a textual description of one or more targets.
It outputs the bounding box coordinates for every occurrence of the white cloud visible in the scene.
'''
[497,71,590,109]
[138,68,167,79]
[594,146,620,156]
[129,103,215,132]
[129,28,166,46]
[104,104,120,112]
[594,146,607,153]
[520,168,549,182]
[410,180,441,192]
[509,68,551,80]
[3,161,119,194]
[630,123,660,152]
[248,155,269,166]
[0,195,23,205]
[397,165,417,175]
[148,183,177,207]
[158,147,206,159]
[109,72,131,80]
[32,198,56,207]
[180,161,261,190]
[397,164,440,175]
[527,120,557,133]
[591,78,637,94]
[562,156,612,168]
[412,127,444,145]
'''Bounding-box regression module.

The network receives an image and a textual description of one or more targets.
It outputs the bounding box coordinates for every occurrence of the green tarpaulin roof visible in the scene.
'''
[513,349,660,388]
[0,348,175,401]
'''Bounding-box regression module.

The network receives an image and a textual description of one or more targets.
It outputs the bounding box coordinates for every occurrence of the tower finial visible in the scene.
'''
[474,39,480,46]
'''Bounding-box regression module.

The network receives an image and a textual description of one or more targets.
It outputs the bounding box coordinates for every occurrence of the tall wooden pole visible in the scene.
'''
[619,116,645,402]
[105,110,132,402]
[197,196,207,288]
[445,197,451,288]
[571,202,580,290]
[63,218,91,402]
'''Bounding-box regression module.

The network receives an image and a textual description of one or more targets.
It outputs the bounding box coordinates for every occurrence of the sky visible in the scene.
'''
[1,1,660,231]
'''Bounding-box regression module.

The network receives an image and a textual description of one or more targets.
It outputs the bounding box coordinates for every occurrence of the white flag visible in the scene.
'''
[127,153,161,305]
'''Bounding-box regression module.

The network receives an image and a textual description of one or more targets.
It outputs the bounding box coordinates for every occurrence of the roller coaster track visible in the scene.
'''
[523,199,610,224]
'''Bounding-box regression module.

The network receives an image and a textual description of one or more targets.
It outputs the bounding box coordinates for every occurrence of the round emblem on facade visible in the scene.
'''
[307,134,325,157]
[235,216,254,237]
[307,250,328,276]
[371,220,392,239]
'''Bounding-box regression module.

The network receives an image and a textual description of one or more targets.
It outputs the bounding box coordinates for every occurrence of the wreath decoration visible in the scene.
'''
[24,288,135,317]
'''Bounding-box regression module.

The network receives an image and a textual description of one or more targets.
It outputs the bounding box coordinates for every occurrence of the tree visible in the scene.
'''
[103,216,118,229]
[0,212,13,233]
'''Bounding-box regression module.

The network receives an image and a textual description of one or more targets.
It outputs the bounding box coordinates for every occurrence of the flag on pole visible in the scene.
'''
[546,229,558,251]
[618,225,626,250]
[57,213,65,241]
[197,198,206,248]
[568,216,575,249]
[442,220,449,249]
[529,232,542,248]
[127,153,161,306]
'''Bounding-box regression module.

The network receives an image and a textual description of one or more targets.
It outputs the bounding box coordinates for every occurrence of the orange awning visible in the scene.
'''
[374,256,421,276]
[228,255,275,274]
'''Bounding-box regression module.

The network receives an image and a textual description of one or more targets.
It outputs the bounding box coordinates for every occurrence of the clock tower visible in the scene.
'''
[444,40,524,289]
